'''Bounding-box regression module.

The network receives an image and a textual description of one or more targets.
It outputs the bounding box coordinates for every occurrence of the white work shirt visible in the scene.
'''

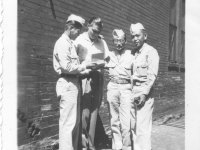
[74,32,110,64]
[53,34,85,75]
[105,49,134,80]
[131,43,160,95]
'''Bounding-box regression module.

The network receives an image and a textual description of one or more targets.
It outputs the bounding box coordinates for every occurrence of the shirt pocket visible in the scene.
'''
[67,54,79,64]
[124,64,132,70]
[137,62,148,77]
[124,63,132,76]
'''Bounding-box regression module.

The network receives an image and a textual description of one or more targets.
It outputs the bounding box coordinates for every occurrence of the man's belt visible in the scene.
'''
[60,73,78,78]
[133,80,144,86]
[110,78,130,84]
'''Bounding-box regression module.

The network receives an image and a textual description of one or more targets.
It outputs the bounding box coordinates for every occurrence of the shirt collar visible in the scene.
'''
[62,33,72,44]
[83,32,101,43]
[114,48,126,56]
[136,43,147,54]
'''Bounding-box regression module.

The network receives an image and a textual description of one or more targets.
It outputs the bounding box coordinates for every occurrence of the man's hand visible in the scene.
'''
[134,94,146,106]
[86,63,97,70]
[139,94,146,105]
[77,64,87,72]
[93,63,105,70]
[79,69,92,75]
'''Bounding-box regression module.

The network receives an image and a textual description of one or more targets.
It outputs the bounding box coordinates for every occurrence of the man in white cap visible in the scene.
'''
[53,14,92,150]
[130,23,160,150]
[74,17,109,150]
[105,29,133,150]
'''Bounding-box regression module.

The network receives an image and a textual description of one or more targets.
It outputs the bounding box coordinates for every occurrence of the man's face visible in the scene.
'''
[70,27,81,40]
[113,36,126,51]
[130,29,147,48]
[88,23,102,40]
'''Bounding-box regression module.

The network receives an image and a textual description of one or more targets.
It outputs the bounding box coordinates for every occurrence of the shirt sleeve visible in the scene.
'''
[74,36,90,64]
[142,49,160,95]
[54,40,86,74]
[102,40,110,59]
[73,36,79,52]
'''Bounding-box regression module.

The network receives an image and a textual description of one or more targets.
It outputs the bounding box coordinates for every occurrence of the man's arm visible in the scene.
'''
[101,40,111,70]
[55,41,86,74]
[102,39,110,59]
[142,49,160,95]
[137,49,159,105]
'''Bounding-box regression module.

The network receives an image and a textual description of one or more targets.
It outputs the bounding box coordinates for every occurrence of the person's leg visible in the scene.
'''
[119,84,132,150]
[57,78,79,150]
[130,96,140,150]
[88,71,103,150]
[107,82,122,150]
[81,78,92,150]
[135,97,154,150]
[72,91,81,150]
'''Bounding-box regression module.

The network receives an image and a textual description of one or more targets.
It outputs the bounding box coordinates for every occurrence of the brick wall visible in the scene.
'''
[17,0,185,146]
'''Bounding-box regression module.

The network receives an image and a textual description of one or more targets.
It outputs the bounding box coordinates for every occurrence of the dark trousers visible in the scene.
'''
[79,71,104,150]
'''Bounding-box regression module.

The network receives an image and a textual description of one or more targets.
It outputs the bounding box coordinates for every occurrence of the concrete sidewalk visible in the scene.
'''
[152,124,184,150]
[97,123,185,150]
[151,108,185,150]
[97,111,185,150]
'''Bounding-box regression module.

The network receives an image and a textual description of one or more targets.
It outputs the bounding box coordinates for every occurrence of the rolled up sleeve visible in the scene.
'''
[102,40,110,59]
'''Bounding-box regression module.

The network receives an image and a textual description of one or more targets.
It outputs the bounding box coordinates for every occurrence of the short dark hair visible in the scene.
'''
[88,17,103,29]
[65,20,82,30]
[141,29,147,42]
[124,34,127,41]
[141,29,147,35]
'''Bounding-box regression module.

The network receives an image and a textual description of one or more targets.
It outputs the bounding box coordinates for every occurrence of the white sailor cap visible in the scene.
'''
[130,23,145,34]
[67,14,85,26]
[112,29,125,39]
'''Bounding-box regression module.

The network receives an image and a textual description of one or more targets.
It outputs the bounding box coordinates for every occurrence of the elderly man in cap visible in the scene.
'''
[105,29,133,150]
[53,14,92,150]
[129,23,159,150]
[74,17,109,150]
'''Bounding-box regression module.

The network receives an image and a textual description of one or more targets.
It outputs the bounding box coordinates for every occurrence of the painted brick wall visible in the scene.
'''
[17,0,185,146]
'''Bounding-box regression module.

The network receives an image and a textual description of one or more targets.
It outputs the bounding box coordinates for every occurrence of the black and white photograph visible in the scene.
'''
[1,0,200,150]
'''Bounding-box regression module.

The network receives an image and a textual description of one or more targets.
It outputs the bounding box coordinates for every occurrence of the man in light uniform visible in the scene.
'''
[130,23,159,150]
[74,17,109,150]
[53,14,91,150]
[105,29,133,150]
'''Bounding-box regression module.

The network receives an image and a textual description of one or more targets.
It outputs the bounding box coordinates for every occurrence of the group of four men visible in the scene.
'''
[53,14,159,150]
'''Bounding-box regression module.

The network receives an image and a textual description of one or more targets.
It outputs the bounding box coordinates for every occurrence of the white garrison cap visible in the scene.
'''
[112,29,125,38]
[130,23,145,33]
[67,14,85,26]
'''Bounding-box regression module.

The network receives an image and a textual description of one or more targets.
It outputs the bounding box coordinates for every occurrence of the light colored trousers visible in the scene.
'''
[56,77,80,150]
[130,90,154,150]
[107,82,132,150]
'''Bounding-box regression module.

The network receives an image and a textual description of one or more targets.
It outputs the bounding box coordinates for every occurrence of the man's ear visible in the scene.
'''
[125,40,127,44]
[69,25,74,30]
[144,33,147,40]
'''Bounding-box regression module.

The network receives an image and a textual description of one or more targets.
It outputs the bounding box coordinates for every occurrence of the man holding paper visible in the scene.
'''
[105,29,133,150]
[53,14,89,150]
[74,17,109,150]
